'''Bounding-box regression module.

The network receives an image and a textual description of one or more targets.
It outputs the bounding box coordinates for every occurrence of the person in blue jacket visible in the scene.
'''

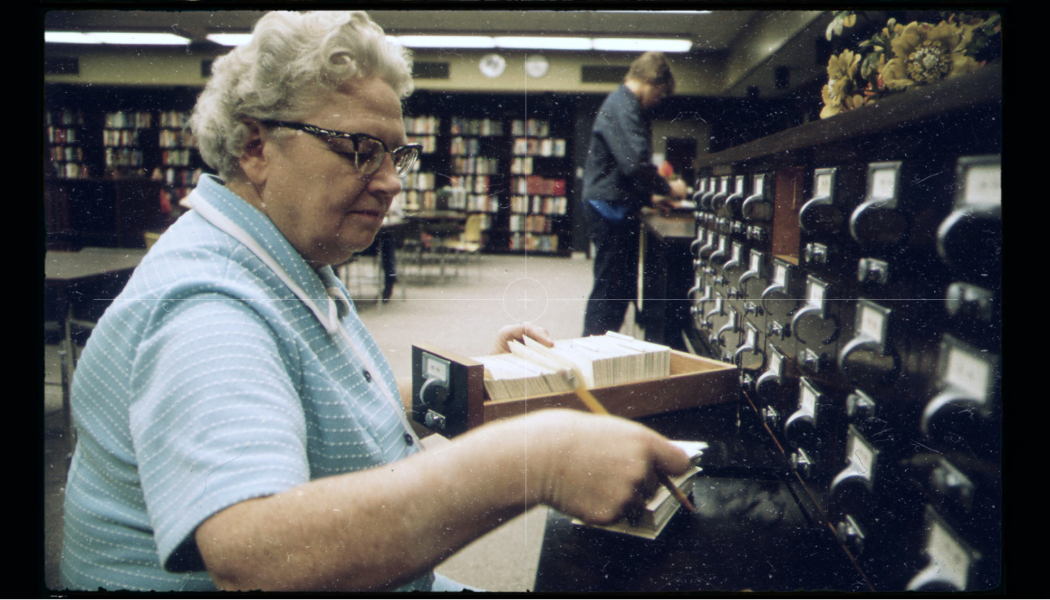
[581,51,688,337]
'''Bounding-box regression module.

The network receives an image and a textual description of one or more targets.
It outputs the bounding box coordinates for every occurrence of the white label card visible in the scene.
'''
[424,355,448,381]
[754,174,765,195]
[800,384,817,417]
[720,177,729,193]
[848,433,876,479]
[926,522,971,591]
[945,346,992,400]
[769,350,783,375]
[963,164,1001,208]
[859,304,887,344]
[774,264,788,286]
[815,172,833,198]
[735,176,745,194]
[746,326,757,346]
[750,252,762,271]
[732,243,743,261]
[871,168,898,201]
[808,280,826,307]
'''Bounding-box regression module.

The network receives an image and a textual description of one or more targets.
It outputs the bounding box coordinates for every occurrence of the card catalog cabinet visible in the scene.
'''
[685,64,1001,591]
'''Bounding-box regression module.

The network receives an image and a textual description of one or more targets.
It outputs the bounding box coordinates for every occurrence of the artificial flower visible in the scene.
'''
[826,11,858,41]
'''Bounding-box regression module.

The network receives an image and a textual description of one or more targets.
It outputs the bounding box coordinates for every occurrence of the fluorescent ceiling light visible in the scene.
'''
[46,31,191,45]
[45,32,100,44]
[397,35,495,49]
[593,38,692,52]
[494,36,592,50]
[206,33,253,46]
[598,11,712,14]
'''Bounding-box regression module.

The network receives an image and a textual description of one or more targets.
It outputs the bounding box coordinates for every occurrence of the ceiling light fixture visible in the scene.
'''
[493,36,592,51]
[45,32,100,44]
[206,33,253,46]
[397,35,496,49]
[592,38,692,52]
[45,31,191,45]
[395,35,690,52]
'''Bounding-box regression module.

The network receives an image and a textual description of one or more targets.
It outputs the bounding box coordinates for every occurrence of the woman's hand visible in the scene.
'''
[516,410,693,525]
[492,323,553,354]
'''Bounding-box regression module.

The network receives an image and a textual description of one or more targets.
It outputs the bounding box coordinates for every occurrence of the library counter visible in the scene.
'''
[636,208,696,353]
[533,401,867,593]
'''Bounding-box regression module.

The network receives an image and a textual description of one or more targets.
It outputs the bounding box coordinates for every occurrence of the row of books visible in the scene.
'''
[48,145,84,162]
[407,135,439,153]
[473,332,673,401]
[509,195,569,215]
[452,156,500,175]
[508,214,555,233]
[103,129,142,147]
[104,147,144,167]
[509,232,559,253]
[511,137,566,157]
[158,111,191,129]
[449,175,493,194]
[151,166,202,186]
[511,175,567,196]
[510,118,550,137]
[449,136,485,156]
[447,192,498,213]
[158,129,197,148]
[45,110,85,127]
[160,149,195,167]
[46,127,79,144]
[404,116,441,135]
[450,117,504,136]
[403,171,437,191]
[104,111,153,129]
[509,157,534,175]
[48,162,90,179]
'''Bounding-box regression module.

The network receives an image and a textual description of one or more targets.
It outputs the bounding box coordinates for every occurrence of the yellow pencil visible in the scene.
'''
[562,369,697,514]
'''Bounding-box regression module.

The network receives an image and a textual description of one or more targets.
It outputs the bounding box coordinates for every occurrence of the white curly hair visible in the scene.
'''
[190,11,414,179]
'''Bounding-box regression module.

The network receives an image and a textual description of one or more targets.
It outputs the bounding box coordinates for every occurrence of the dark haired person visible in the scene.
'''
[581,51,688,337]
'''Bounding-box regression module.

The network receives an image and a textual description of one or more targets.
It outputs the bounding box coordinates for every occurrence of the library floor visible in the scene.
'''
[43,251,614,592]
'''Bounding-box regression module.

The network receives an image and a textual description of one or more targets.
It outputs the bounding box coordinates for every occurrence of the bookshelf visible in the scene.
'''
[45,109,89,180]
[401,91,575,256]
[448,116,504,236]
[509,118,569,253]
[43,84,206,250]
[45,87,589,254]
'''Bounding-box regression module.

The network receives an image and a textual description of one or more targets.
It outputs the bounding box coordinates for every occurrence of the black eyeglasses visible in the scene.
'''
[260,120,421,177]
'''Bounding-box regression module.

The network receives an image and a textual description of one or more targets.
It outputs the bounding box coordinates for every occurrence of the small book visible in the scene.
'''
[572,440,708,540]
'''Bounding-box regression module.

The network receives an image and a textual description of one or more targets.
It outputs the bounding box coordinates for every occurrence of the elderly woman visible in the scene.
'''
[60,11,691,592]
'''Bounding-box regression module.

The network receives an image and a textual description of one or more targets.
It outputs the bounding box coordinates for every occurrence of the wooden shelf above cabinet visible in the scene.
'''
[696,63,1002,169]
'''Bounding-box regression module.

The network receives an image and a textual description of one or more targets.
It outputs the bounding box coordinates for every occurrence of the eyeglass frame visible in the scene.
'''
[258,119,421,177]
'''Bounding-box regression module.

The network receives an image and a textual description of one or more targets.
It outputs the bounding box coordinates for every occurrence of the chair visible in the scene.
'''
[443,214,484,281]
[401,219,462,285]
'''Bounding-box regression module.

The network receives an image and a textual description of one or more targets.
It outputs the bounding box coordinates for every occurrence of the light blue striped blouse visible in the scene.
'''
[59,175,430,592]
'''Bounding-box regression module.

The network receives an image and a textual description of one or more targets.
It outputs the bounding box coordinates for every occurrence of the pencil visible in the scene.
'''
[562,369,697,514]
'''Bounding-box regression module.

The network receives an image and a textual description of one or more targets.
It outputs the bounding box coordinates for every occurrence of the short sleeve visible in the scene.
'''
[127,291,310,572]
